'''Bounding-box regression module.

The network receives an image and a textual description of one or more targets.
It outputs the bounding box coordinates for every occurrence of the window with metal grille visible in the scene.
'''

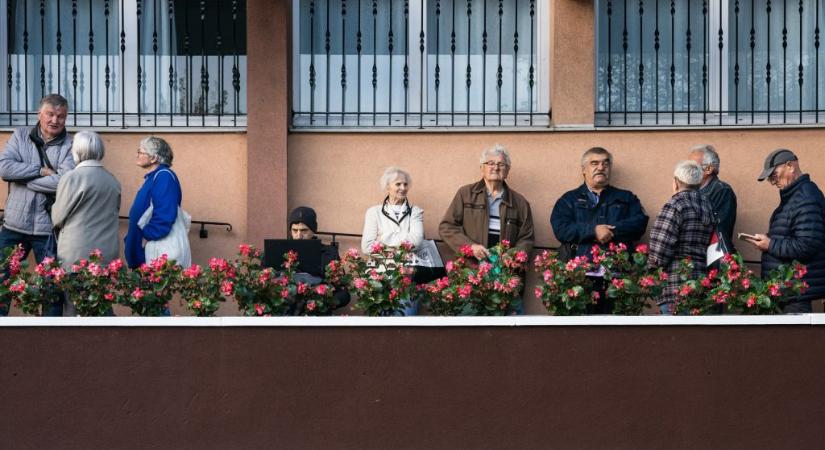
[596,0,825,127]
[291,0,550,129]
[0,0,247,129]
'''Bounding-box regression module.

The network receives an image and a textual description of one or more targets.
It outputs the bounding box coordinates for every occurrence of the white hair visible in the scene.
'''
[674,160,703,189]
[479,143,511,166]
[689,144,720,174]
[380,166,411,191]
[72,131,105,164]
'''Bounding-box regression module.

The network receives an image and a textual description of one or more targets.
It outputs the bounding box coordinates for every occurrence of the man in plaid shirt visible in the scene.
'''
[648,160,716,314]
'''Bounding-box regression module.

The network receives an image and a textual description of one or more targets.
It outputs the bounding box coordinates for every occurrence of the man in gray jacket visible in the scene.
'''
[0,94,75,316]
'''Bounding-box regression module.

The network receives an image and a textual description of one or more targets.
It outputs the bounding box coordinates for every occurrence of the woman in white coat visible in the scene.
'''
[361,167,424,316]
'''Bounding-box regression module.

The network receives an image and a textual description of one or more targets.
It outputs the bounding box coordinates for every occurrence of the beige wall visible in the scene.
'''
[0,131,248,265]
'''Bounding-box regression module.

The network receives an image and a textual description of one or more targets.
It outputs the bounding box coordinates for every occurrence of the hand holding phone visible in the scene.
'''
[738,232,757,241]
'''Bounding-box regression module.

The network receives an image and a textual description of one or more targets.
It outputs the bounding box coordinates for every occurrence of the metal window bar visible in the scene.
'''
[292,0,549,129]
[596,0,825,127]
[0,0,246,129]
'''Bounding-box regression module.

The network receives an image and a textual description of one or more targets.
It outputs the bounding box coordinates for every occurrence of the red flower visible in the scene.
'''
[353,278,368,290]
[635,243,649,254]
[639,276,655,288]
[254,304,265,315]
[220,280,234,296]
[700,277,712,288]
[183,264,202,279]
[104,293,115,302]
[108,259,124,272]
[296,283,308,295]
[740,278,751,289]
[746,295,757,308]
[458,284,473,299]
[306,300,317,311]
[460,245,474,258]
[315,284,328,296]
[514,250,528,264]
[192,300,203,310]
[238,243,253,257]
[611,278,625,290]
[131,288,144,300]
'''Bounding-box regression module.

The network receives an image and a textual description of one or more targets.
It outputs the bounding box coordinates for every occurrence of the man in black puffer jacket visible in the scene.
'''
[743,149,825,313]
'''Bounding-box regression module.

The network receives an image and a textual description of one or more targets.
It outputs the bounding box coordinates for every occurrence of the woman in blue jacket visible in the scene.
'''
[124,136,185,269]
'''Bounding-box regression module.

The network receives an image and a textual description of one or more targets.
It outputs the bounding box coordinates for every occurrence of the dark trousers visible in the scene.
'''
[782,300,813,314]
[0,227,61,316]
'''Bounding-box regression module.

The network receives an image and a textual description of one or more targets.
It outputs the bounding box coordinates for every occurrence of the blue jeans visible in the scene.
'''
[0,227,61,316]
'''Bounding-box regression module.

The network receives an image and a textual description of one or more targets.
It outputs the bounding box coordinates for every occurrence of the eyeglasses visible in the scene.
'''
[482,161,508,169]
[136,149,149,157]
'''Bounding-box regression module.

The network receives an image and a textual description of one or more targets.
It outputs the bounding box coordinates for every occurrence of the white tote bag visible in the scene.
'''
[137,170,192,267]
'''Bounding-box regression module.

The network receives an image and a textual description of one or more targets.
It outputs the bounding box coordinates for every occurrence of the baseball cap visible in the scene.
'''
[758,149,798,181]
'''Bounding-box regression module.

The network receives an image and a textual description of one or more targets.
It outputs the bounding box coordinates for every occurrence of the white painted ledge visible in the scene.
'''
[0,315,821,327]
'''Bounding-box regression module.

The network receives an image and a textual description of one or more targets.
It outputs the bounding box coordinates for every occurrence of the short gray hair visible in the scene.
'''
[39,94,68,111]
[72,131,105,163]
[581,146,612,167]
[139,136,174,165]
[674,160,703,189]
[479,144,511,166]
[689,144,720,174]
[380,166,411,191]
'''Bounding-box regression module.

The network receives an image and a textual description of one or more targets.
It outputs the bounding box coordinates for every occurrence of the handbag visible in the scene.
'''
[137,169,192,267]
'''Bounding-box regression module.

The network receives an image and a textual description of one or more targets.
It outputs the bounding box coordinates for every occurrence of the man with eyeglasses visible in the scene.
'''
[550,147,648,314]
[742,149,825,313]
[439,144,534,260]
[0,94,76,316]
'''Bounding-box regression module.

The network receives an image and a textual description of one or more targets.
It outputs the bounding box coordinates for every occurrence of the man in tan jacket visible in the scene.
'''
[439,144,534,260]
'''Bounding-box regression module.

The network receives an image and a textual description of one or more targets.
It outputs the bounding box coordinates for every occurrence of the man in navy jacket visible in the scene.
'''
[743,149,825,313]
[551,147,649,314]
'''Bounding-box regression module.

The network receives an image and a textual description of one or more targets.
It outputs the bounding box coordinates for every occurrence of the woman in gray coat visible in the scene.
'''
[51,131,122,270]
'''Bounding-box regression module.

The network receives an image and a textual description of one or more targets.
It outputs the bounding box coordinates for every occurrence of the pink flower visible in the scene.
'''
[88,263,105,277]
[542,270,553,282]
[678,284,693,297]
[768,283,781,297]
[514,251,528,264]
[700,277,712,288]
[296,283,308,295]
[315,284,328,296]
[507,277,520,289]
[9,280,26,293]
[254,304,265,315]
[353,278,368,290]
[400,241,414,252]
[658,271,668,281]
[280,289,290,299]
[460,245,475,258]
[500,239,511,248]
[49,267,66,282]
[740,278,751,289]
[611,278,625,290]
[90,248,103,259]
[346,248,360,258]
[209,258,229,272]
[591,291,601,300]
[306,300,317,311]
[220,280,234,296]
[478,262,492,275]
[238,243,253,257]
[192,300,203,310]
[794,263,808,279]
[368,270,383,281]
[639,276,655,288]
[104,293,114,302]
[131,288,144,300]
[108,259,124,272]
[370,242,385,254]
[746,295,757,308]
[445,260,455,273]
[534,287,543,299]
[389,289,399,300]
[635,243,649,255]
[183,264,202,279]
[458,284,473,299]
[566,288,579,298]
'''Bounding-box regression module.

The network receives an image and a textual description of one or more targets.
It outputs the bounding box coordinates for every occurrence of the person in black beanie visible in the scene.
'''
[287,206,351,313]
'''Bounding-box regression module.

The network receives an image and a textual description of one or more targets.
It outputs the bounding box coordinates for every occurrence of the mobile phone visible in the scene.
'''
[738,232,757,241]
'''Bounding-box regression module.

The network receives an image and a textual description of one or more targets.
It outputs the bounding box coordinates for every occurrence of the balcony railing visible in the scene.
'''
[595,0,825,127]
[1,0,247,129]
[291,0,550,129]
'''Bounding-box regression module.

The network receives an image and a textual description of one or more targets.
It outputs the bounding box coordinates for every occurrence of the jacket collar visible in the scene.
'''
[471,179,512,205]
[575,183,613,199]
[144,164,171,180]
[381,196,412,226]
[29,123,67,148]
[780,174,811,201]
[76,160,103,169]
